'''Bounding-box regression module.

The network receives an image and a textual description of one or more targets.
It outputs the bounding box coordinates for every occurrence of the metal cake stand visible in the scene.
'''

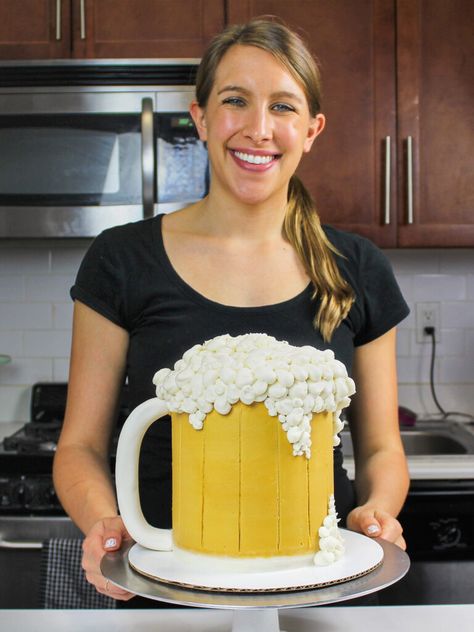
[102,539,410,632]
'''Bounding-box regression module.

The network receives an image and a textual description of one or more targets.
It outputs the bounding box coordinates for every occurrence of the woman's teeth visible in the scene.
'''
[233,151,275,165]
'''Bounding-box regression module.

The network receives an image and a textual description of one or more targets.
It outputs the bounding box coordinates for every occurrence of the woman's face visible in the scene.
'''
[191,45,325,208]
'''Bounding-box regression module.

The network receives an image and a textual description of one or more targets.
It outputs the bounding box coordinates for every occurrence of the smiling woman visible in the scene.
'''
[190,45,322,207]
[54,18,410,607]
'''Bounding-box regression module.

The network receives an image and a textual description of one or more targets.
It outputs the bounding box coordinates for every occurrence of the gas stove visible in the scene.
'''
[0,382,129,515]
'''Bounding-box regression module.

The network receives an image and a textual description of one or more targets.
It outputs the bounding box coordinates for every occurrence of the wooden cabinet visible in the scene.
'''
[227,0,474,247]
[1,0,472,246]
[0,0,71,59]
[396,0,474,247]
[72,0,224,58]
[0,0,224,59]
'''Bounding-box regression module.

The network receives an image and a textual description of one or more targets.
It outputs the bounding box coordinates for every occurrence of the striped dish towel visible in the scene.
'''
[40,538,117,609]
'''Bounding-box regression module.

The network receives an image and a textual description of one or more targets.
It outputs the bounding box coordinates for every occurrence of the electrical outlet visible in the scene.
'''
[416,302,441,343]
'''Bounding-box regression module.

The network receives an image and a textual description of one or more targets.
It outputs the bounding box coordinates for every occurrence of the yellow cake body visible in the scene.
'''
[172,403,333,559]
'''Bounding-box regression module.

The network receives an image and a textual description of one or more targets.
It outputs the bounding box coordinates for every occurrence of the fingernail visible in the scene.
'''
[367,524,380,534]
[104,538,117,548]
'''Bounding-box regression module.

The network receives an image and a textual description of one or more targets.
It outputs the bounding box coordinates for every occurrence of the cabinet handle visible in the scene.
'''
[407,136,414,224]
[80,0,86,39]
[141,98,155,219]
[55,0,61,40]
[384,136,391,225]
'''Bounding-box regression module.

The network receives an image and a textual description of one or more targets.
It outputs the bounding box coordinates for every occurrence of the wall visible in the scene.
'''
[0,242,473,423]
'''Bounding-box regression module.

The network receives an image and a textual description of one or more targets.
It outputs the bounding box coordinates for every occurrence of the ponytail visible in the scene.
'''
[284,176,355,342]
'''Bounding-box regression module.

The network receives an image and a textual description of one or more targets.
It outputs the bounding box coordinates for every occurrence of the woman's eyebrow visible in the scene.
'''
[217,85,250,95]
[217,85,303,103]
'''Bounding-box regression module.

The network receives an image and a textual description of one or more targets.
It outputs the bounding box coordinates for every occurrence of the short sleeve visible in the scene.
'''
[70,231,127,329]
[352,241,409,346]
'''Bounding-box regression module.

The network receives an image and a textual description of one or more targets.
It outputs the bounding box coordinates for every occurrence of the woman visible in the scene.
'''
[53,19,409,602]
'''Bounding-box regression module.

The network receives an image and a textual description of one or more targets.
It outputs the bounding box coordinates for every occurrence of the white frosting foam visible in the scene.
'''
[153,333,355,458]
[314,495,345,566]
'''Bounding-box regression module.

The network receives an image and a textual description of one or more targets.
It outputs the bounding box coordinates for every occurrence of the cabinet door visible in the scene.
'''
[226,1,398,246]
[0,0,71,59]
[72,0,225,58]
[397,0,474,247]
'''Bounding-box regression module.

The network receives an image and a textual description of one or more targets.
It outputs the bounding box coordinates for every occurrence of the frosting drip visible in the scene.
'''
[314,495,345,566]
[153,333,355,458]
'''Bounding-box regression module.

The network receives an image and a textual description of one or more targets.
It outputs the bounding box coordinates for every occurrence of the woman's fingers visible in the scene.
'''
[346,505,406,549]
[82,517,135,600]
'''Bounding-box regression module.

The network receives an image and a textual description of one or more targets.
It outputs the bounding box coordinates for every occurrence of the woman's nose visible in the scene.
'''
[243,107,272,143]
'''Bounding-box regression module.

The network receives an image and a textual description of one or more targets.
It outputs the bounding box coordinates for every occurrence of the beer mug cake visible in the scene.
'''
[115,333,355,570]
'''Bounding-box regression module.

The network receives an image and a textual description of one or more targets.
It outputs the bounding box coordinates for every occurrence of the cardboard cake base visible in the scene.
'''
[128,529,383,593]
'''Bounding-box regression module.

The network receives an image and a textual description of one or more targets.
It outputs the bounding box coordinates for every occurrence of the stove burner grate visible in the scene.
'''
[3,423,61,454]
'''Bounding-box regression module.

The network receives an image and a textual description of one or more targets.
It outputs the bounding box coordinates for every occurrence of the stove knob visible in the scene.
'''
[14,483,32,507]
[46,485,58,506]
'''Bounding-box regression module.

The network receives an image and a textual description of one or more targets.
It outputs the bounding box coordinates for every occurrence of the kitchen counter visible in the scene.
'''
[0,605,473,631]
[343,454,474,480]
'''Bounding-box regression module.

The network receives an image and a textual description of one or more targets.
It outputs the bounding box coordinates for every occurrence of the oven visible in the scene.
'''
[0,61,208,238]
[378,479,474,605]
[342,422,474,605]
[0,383,128,608]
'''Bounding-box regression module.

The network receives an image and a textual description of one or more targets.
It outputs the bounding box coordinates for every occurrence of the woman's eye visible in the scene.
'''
[222,97,246,107]
[272,103,295,113]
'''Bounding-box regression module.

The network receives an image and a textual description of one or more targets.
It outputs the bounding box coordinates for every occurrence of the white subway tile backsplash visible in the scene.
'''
[25,275,74,302]
[441,301,474,329]
[0,303,52,329]
[53,358,70,382]
[0,358,53,386]
[385,250,440,275]
[0,386,31,423]
[397,354,438,384]
[440,356,474,383]
[51,244,89,273]
[0,276,25,301]
[398,383,474,417]
[393,274,414,303]
[467,276,474,300]
[0,331,22,357]
[466,330,474,356]
[53,303,73,329]
[396,328,411,356]
[411,329,466,358]
[439,250,474,274]
[23,330,71,358]
[0,248,50,274]
[413,274,466,301]
[397,306,415,330]
[0,245,473,420]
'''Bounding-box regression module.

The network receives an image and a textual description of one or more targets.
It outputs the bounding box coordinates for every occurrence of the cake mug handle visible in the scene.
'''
[115,397,173,551]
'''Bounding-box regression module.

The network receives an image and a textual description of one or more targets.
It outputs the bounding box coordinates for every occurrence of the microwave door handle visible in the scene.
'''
[0,537,43,550]
[141,98,155,219]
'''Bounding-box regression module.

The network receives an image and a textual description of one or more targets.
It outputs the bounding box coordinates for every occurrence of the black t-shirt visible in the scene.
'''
[71,214,409,527]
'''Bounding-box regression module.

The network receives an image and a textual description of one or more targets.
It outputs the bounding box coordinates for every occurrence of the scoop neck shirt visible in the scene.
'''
[71,213,409,528]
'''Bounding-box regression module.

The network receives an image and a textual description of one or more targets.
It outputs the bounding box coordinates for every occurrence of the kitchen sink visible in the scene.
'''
[399,432,466,455]
[340,420,474,457]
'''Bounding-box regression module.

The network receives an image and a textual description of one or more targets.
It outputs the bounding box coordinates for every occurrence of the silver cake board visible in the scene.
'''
[102,537,410,632]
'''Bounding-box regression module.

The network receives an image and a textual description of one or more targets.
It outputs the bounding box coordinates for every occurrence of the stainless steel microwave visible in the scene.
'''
[0,61,208,238]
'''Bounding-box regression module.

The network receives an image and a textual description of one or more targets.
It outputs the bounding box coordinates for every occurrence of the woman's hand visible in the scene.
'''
[346,504,406,550]
[82,516,135,600]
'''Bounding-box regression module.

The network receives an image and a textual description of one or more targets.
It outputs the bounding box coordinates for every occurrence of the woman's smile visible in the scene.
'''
[229,148,281,170]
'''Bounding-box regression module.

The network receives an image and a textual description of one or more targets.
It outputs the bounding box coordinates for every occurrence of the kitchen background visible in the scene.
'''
[1,243,473,424]
[0,0,473,611]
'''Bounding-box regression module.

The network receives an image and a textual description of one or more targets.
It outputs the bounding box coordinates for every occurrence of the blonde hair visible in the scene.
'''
[196,18,355,340]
